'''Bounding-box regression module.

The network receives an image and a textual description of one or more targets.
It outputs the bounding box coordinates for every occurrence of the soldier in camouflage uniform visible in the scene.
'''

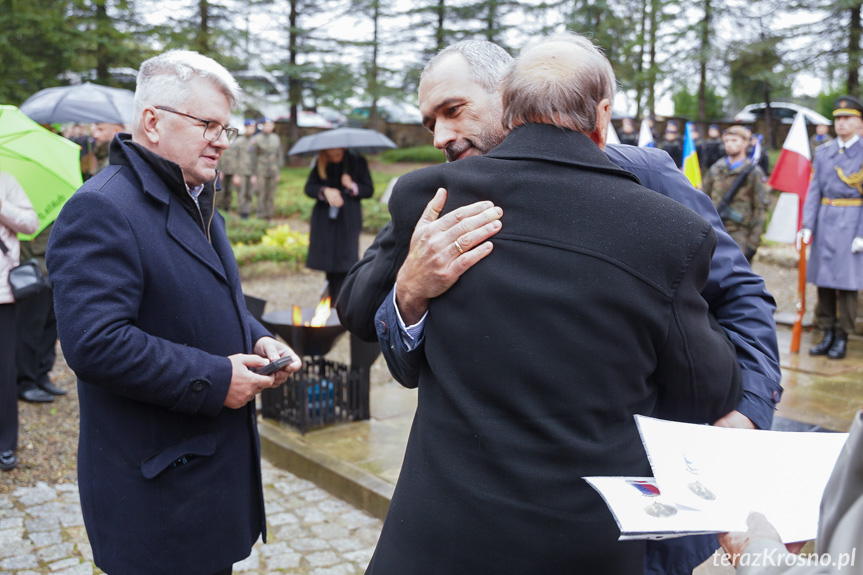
[703,125,768,262]
[253,119,283,219]
[90,123,124,175]
[232,120,258,218]
[217,131,240,212]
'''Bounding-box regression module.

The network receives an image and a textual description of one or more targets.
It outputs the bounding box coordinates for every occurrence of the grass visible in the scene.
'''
[379,145,445,164]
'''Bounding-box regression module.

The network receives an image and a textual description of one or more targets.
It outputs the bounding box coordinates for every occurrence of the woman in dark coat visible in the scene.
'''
[304,148,374,300]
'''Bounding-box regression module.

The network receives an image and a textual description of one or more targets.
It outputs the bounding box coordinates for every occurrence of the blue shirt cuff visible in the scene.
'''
[392,284,427,351]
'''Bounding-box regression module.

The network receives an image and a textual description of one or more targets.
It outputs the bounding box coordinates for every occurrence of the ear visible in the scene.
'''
[589,98,612,149]
[139,107,161,145]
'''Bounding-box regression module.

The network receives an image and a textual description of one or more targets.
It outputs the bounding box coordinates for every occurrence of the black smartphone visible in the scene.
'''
[251,355,293,375]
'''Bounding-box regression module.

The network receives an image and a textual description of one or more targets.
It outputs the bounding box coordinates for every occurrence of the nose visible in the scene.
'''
[212,129,231,149]
[432,119,458,151]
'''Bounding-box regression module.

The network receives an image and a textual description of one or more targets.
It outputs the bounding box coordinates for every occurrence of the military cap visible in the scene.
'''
[833,95,863,118]
[723,125,750,139]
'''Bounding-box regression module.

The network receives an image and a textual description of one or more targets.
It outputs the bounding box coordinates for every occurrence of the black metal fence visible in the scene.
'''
[260,356,370,434]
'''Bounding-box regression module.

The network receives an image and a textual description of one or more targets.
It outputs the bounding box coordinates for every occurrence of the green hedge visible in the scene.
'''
[223,213,271,244]
[379,145,445,164]
[232,223,309,266]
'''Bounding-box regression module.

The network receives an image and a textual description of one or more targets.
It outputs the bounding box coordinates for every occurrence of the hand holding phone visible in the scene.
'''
[251,355,293,375]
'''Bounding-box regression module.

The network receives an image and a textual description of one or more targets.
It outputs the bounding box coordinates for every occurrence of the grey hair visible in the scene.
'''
[501,32,616,133]
[133,50,241,129]
[421,40,513,94]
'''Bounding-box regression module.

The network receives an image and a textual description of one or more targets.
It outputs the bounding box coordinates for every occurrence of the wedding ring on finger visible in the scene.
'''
[453,240,465,255]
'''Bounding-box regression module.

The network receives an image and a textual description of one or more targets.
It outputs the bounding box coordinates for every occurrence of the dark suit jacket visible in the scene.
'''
[363,124,742,574]
[47,135,269,575]
[338,144,780,429]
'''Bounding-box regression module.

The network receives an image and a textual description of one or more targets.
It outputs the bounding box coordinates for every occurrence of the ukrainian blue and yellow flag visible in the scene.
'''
[682,122,702,189]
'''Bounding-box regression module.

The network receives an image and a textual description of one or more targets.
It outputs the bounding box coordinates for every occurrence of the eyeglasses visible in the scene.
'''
[154,106,239,144]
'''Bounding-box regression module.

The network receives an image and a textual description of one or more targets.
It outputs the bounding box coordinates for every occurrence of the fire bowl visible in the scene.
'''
[261,308,346,357]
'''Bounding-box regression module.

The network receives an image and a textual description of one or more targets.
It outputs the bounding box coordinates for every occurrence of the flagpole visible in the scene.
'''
[791,237,807,354]
[767,111,813,354]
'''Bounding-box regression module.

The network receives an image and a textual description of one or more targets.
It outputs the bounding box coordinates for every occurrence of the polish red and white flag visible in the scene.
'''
[767,112,812,235]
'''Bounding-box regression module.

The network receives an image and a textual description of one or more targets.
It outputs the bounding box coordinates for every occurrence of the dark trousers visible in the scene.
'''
[326,272,347,304]
[219,172,235,212]
[15,287,57,392]
[815,287,859,336]
[0,304,19,451]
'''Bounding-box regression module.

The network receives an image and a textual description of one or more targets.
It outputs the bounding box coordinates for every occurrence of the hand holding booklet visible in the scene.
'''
[584,415,848,542]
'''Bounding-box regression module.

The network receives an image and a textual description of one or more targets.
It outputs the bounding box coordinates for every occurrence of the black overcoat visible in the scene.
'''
[364,124,742,574]
[304,151,374,273]
[47,136,270,575]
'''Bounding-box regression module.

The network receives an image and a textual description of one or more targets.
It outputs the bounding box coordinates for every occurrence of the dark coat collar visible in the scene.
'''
[108,134,228,281]
[108,133,219,207]
[485,123,641,184]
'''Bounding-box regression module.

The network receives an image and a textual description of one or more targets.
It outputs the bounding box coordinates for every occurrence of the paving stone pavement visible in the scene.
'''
[0,459,382,575]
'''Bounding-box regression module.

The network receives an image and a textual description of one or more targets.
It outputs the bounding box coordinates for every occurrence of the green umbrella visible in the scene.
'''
[0,105,83,240]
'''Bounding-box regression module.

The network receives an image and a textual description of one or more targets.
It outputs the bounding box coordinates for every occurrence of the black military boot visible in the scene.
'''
[809,329,835,356]
[827,333,848,360]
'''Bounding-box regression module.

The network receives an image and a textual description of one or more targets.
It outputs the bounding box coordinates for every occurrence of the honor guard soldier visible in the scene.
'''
[659,119,684,168]
[217,128,240,211]
[233,119,258,218]
[800,95,863,360]
[810,122,835,157]
[704,125,768,262]
[618,117,638,146]
[253,118,283,220]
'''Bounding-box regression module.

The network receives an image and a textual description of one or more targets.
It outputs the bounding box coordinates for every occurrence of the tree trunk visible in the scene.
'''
[849,2,862,98]
[95,0,110,83]
[195,0,211,56]
[288,0,299,142]
[436,0,445,52]
[369,0,380,129]
[697,0,710,127]
[647,0,658,117]
[635,0,646,120]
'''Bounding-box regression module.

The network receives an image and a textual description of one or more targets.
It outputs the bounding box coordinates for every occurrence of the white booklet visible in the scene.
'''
[585,416,849,542]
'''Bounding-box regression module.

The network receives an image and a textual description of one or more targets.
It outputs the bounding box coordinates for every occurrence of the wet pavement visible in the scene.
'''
[0,460,381,574]
[3,323,861,574]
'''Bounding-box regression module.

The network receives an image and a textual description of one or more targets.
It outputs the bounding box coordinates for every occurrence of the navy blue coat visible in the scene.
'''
[47,135,270,575]
[365,124,742,574]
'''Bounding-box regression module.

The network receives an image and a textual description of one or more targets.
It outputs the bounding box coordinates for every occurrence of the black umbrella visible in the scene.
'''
[19,82,135,125]
[288,127,397,156]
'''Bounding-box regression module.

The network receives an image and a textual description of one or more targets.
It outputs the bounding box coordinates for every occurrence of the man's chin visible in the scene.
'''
[445,146,480,162]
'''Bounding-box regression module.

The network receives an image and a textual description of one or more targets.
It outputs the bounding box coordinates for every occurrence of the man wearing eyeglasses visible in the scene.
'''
[46,50,301,575]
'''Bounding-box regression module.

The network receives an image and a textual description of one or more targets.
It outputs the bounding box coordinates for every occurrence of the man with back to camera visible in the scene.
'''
[336,38,782,573]
[800,95,863,361]
[361,32,742,573]
[47,50,301,575]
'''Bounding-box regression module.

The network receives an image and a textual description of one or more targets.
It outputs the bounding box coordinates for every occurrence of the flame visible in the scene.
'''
[292,305,303,326]
[309,296,332,327]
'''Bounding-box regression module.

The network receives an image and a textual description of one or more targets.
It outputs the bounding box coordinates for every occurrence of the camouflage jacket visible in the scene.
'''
[254,132,283,176]
[218,140,240,175]
[231,134,258,176]
[704,158,768,255]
